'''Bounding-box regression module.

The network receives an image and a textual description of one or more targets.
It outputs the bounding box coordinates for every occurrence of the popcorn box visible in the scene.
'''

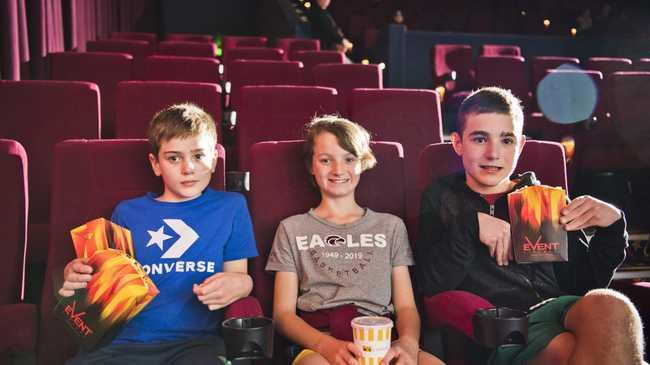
[351,316,393,365]
[55,218,158,350]
[508,185,568,263]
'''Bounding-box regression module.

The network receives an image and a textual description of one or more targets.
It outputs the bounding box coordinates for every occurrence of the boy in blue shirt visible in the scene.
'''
[59,103,258,364]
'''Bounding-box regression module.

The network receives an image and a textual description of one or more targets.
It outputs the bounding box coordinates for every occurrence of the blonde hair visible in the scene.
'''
[147,103,217,157]
[303,115,377,171]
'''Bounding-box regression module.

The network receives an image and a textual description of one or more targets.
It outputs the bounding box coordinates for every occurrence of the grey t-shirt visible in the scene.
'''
[265,208,414,315]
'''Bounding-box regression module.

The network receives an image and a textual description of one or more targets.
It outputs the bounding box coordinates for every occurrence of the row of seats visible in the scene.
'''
[0,80,441,265]
[0,137,559,365]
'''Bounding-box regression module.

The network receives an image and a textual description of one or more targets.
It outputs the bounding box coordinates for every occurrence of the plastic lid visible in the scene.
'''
[351,316,393,327]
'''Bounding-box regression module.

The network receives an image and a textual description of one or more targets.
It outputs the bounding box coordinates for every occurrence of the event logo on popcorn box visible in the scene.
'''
[508,185,569,263]
[55,218,158,350]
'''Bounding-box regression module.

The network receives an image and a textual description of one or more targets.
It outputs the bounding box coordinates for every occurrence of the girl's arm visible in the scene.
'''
[274,271,361,365]
[381,265,421,365]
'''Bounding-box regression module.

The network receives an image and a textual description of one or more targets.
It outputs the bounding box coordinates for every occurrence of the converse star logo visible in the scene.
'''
[146,219,199,259]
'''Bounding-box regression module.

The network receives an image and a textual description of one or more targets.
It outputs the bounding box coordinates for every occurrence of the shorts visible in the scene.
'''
[65,335,226,365]
[488,295,580,365]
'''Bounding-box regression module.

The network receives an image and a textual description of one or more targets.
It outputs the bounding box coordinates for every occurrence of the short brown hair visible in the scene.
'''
[457,87,524,136]
[147,103,217,157]
[303,115,377,171]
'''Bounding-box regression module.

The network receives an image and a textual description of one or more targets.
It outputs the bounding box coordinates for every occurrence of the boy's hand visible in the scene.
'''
[381,338,418,365]
[478,212,513,266]
[193,272,252,311]
[58,258,93,297]
[560,195,622,231]
[316,335,362,365]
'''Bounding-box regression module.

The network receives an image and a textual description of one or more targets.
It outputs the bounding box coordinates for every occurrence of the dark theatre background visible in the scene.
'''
[0,1,649,364]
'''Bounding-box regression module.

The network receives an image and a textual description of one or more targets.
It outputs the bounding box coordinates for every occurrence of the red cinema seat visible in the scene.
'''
[165,33,214,43]
[157,41,216,58]
[350,88,443,239]
[0,140,37,364]
[227,60,303,111]
[235,85,338,171]
[221,36,268,55]
[87,39,154,78]
[290,50,345,84]
[109,32,157,49]
[49,52,133,138]
[140,55,221,83]
[476,55,531,110]
[275,38,320,59]
[249,140,406,317]
[223,47,285,78]
[531,56,581,91]
[609,71,650,168]
[586,57,633,78]
[114,81,223,143]
[37,139,227,365]
[313,63,383,116]
[481,44,521,57]
[0,81,101,264]
[431,44,475,92]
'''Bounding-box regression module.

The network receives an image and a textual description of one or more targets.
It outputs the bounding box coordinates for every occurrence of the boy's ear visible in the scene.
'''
[210,147,218,173]
[148,153,162,177]
[517,134,527,156]
[451,132,463,156]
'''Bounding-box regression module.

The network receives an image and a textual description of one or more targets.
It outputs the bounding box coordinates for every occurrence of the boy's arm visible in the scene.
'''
[193,258,253,311]
[415,185,478,296]
[273,271,361,365]
[555,195,627,294]
[58,258,93,297]
[381,266,420,365]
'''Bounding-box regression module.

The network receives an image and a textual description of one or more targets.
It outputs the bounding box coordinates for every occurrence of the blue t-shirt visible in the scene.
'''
[109,188,258,344]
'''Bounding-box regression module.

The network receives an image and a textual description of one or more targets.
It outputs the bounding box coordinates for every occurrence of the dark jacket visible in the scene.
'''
[307,5,344,50]
[415,171,628,311]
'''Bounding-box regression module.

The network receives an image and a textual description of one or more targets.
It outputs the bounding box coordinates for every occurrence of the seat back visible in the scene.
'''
[0,139,28,304]
[0,81,101,263]
[224,47,285,77]
[586,57,633,78]
[481,44,521,57]
[165,33,214,43]
[109,32,157,49]
[222,36,268,55]
[417,140,567,194]
[431,44,475,92]
[37,139,226,365]
[610,71,650,167]
[140,55,220,83]
[248,140,405,315]
[275,38,320,59]
[50,52,133,138]
[290,50,345,84]
[236,86,338,171]
[476,55,530,109]
[87,39,154,78]
[228,60,303,110]
[157,41,216,58]
[114,81,223,142]
[531,56,581,90]
[350,88,443,238]
[313,64,383,116]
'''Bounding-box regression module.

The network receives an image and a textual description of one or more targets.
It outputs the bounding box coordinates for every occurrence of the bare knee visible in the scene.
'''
[567,289,640,328]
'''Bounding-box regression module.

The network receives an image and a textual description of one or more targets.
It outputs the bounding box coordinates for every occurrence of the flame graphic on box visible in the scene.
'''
[71,218,134,258]
[508,185,565,232]
[86,249,158,326]
[508,185,568,263]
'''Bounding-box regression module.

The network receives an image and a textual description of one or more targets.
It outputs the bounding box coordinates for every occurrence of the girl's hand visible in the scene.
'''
[380,338,419,365]
[317,335,362,365]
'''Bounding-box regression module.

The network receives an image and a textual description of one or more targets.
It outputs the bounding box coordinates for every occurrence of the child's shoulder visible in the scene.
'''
[364,209,405,227]
[279,212,312,227]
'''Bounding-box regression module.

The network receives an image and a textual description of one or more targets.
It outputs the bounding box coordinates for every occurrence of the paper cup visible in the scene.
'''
[351,316,393,365]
